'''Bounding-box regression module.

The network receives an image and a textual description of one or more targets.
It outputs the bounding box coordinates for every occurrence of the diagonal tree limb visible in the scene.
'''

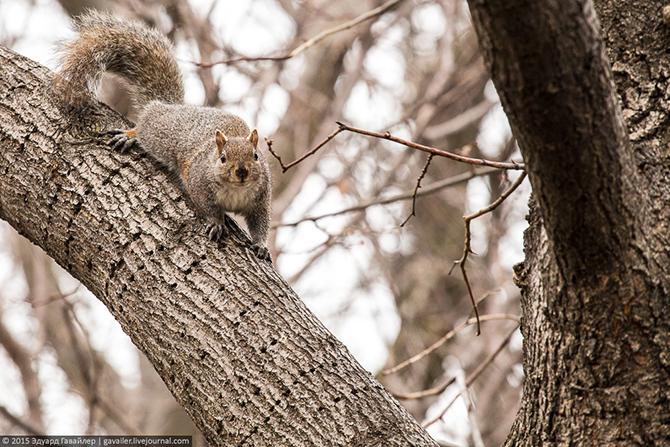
[0,45,438,446]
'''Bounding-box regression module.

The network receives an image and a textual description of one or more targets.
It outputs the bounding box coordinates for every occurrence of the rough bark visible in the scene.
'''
[0,46,438,446]
[467,0,670,445]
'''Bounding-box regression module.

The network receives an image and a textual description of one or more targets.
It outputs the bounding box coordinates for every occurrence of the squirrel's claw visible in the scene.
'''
[107,130,137,153]
[251,245,272,262]
[206,223,229,241]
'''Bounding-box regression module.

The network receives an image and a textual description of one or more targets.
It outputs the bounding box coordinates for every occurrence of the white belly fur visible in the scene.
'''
[216,184,257,213]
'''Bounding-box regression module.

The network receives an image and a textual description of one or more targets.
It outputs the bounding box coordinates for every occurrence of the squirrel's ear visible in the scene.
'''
[215,130,228,146]
[247,129,259,147]
[215,130,227,155]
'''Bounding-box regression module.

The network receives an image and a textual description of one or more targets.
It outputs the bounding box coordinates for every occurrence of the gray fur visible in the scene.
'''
[56,12,272,260]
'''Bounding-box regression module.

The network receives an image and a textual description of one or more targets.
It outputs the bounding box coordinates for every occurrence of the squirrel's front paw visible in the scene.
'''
[206,223,229,241]
[107,129,138,153]
[251,245,272,262]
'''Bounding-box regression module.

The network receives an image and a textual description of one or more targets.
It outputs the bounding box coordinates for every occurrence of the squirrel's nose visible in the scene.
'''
[236,166,249,180]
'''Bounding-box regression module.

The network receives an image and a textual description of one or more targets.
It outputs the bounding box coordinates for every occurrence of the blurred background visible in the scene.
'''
[0,0,528,445]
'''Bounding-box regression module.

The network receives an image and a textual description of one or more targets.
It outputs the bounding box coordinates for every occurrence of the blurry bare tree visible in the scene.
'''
[0,0,525,445]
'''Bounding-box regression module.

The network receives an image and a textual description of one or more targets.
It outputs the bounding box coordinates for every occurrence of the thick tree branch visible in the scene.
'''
[0,45,437,446]
[468,0,643,281]
[466,1,670,445]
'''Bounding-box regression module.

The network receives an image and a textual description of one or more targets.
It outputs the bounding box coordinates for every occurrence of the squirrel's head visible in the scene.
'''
[214,129,263,186]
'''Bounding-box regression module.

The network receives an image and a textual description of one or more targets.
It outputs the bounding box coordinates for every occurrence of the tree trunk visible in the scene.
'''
[467,0,670,445]
[0,46,438,446]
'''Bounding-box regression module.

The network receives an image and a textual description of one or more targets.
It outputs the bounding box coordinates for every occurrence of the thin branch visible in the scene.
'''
[62,298,142,435]
[200,0,405,67]
[460,367,485,447]
[423,99,497,140]
[98,398,141,435]
[391,376,456,400]
[31,285,81,307]
[168,0,221,106]
[454,171,528,336]
[286,230,340,284]
[0,308,44,431]
[422,326,519,429]
[0,405,44,436]
[464,171,528,222]
[382,313,520,376]
[400,154,434,227]
[266,128,343,173]
[276,167,500,228]
[336,122,524,170]
[287,0,404,58]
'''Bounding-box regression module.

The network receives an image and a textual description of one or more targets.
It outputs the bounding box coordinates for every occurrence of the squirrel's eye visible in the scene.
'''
[254,152,259,161]
[220,153,226,163]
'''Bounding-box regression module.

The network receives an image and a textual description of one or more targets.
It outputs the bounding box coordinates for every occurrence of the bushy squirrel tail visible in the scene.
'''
[55,10,184,111]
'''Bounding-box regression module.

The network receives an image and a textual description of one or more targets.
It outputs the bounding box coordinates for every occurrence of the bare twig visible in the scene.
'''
[286,230,340,284]
[0,405,44,436]
[400,154,434,227]
[98,399,141,435]
[422,326,519,429]
[265,138,282,166]
[266,128,343,173]
[454,171,527,336]
[336,122,524,170]
[459,367,485,447]
[287,0,404,58]
[423,99,497,140]
[276,167,500,228]
[0,306,44,431]
[391,376,456,400]
[200,0,405,67]
[464,171,528,222]
[382,313,520,376]
[31,285,81,307]
[168,0,221,106]
[59,299,142,435]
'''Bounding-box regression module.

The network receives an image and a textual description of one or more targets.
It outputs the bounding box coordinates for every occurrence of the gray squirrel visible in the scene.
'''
[54,11,272,261]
